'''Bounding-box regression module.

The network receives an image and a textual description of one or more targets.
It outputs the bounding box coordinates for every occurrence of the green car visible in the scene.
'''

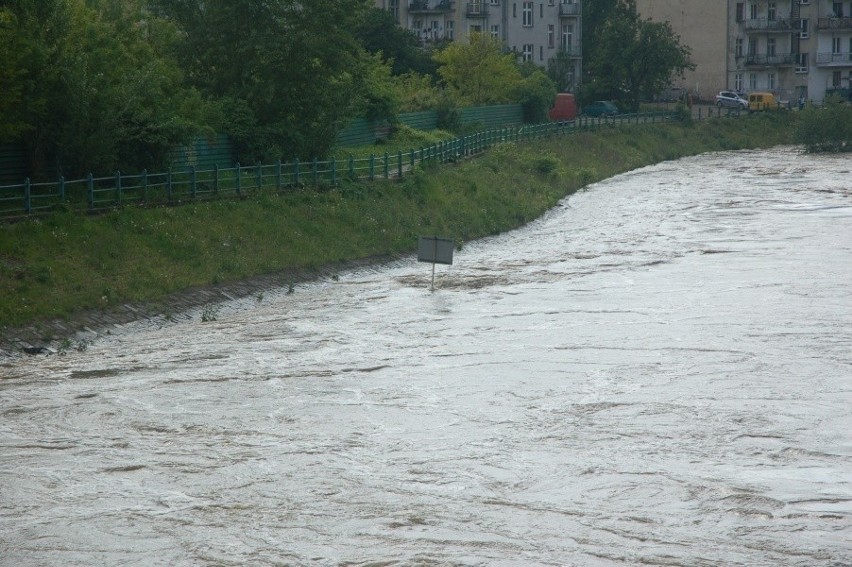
[583,101,619,117]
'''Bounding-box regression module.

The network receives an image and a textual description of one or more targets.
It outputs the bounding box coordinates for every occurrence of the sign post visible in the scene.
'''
[417,236,454,291]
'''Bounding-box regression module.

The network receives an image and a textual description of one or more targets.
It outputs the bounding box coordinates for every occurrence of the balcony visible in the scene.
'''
[559,2,581,17]
[817,16,852,30]
[745,53,795,66]
[559,45,582,57]
[409,0,454,13]
[816,52,852,66]
[466,2,489,17]
[744,18,797,32]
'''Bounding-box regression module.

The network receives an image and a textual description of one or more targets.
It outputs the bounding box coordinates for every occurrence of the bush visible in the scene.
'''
[795,96,852,152]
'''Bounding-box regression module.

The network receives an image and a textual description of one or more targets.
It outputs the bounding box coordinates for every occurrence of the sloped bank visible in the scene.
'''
[0,115,794,357]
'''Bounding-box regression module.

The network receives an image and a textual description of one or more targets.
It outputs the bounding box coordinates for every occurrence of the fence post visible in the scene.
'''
[256,162,262,190]
[312,158,318,185]
[58,175,65,203]
[698,107,702,121]
[142,169,148,202]
[87,173,94,210]
[397,151,402,178]
[369,155,375,180]
[293,159,300,186]
[115,171,122,204]
[24,177,31,215]
[348,155,355,179]
[383,152,389,179]
[276,160,282,190]
[331,157,337,185]
[409,148,415,169]
[190,166,196,199]
[235,163,241,196]
[167,170,173,201]
[212,165,218,196]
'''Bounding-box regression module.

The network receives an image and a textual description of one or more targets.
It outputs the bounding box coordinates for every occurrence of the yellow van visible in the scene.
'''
[748,92,780,112]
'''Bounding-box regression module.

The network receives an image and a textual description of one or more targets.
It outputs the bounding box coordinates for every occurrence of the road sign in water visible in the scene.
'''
[418,236,454,290]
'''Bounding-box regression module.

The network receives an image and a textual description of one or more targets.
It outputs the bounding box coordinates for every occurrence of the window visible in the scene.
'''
[750,3,758,20]
[490,0,500,4]
[833,37,842,54]
[796,53,808,73]
[767,72,775,90]
[832,71,841,87]
[540,3,543,18]
[748,37,757,56]
[736,2,744,22]
[548,24,555,48]
[749,73,758,90]
[513,3,517,17]
[767,37,776,57]
[767,2,776,21]
[800,19,809,39]
[523,2,533,26]
[736,37,743,57]
[446,20,454,39]
[832,2,843,17]
[522,43,533,62]
[540,45,544,61]
[735,73,744,92]
[389,0,399,21]
[561,23,574,51]
[470,24,482,33]
[490,24,500,38]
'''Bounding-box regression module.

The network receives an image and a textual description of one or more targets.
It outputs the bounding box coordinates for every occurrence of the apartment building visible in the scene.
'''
[729,0,852,102]
[635,1,728,100]
[374,0,583,91]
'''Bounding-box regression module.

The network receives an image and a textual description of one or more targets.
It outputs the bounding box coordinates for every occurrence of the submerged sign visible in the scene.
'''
[418,236,454,265]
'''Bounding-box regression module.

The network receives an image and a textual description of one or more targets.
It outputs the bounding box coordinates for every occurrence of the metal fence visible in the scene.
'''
[0,111,679,219]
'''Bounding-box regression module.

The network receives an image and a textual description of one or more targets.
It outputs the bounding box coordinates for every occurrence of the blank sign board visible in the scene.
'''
[418,236,454,265]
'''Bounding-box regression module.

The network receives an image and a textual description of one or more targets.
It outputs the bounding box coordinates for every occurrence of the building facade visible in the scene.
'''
[729,0,852,102]
[374,0,583,91]
[635,1,729,101]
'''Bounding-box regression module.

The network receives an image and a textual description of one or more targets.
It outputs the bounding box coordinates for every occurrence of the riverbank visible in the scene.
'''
[0,114,794,357]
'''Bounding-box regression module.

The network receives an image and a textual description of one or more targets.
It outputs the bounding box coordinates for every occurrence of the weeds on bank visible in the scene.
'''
[0,115,795,329]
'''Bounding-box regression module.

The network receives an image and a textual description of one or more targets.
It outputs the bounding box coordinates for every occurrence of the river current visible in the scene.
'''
[1,147,850,566]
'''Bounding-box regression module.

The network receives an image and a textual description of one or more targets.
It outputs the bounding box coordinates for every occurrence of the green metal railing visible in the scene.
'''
[0,112,679,219]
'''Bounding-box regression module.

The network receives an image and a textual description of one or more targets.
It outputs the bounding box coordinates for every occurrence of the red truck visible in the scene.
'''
[548,93,577,121]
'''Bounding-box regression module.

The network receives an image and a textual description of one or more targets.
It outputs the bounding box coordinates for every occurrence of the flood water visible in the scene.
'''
[1,147,850,566]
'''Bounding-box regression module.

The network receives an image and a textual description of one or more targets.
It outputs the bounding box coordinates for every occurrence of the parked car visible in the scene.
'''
[715,90,748,109]
[583,101,619,117]
[748,91,782,112]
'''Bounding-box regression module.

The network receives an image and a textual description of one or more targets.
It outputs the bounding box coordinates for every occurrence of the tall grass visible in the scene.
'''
[0,115,793,331]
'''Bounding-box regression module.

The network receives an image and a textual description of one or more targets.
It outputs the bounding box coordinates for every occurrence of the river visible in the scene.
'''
[1,147,850,566]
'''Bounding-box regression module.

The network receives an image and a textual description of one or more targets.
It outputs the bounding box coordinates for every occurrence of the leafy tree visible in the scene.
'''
[514,62,557,123]
[546,49,579,93]
[1,0,202,178]
[795,96,852,152]
[433,33,522,106]
[392,72,441,112]
[356,7,438,78]
[583,0,694,112]
[151,0,377,161]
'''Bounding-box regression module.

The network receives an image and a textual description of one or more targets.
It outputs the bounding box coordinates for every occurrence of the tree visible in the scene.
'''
[794,96,852,152]
[0,0,201,178]
[433,33,523,106]
[515,62,557,123]
[546,49,578,93]
[583,0,694,112]
[151,0,377,161]
[355,8,438,78]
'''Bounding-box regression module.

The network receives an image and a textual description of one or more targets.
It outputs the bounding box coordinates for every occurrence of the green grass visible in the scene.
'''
[0,114,794,331]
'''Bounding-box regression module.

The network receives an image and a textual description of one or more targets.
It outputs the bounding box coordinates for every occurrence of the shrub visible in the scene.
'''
[795,96,852,152]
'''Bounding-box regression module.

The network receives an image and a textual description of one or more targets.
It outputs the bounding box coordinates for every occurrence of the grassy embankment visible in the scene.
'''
[0,114,793,336]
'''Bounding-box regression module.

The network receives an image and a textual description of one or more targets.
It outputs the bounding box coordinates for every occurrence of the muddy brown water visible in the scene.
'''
[1,147,850,566]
